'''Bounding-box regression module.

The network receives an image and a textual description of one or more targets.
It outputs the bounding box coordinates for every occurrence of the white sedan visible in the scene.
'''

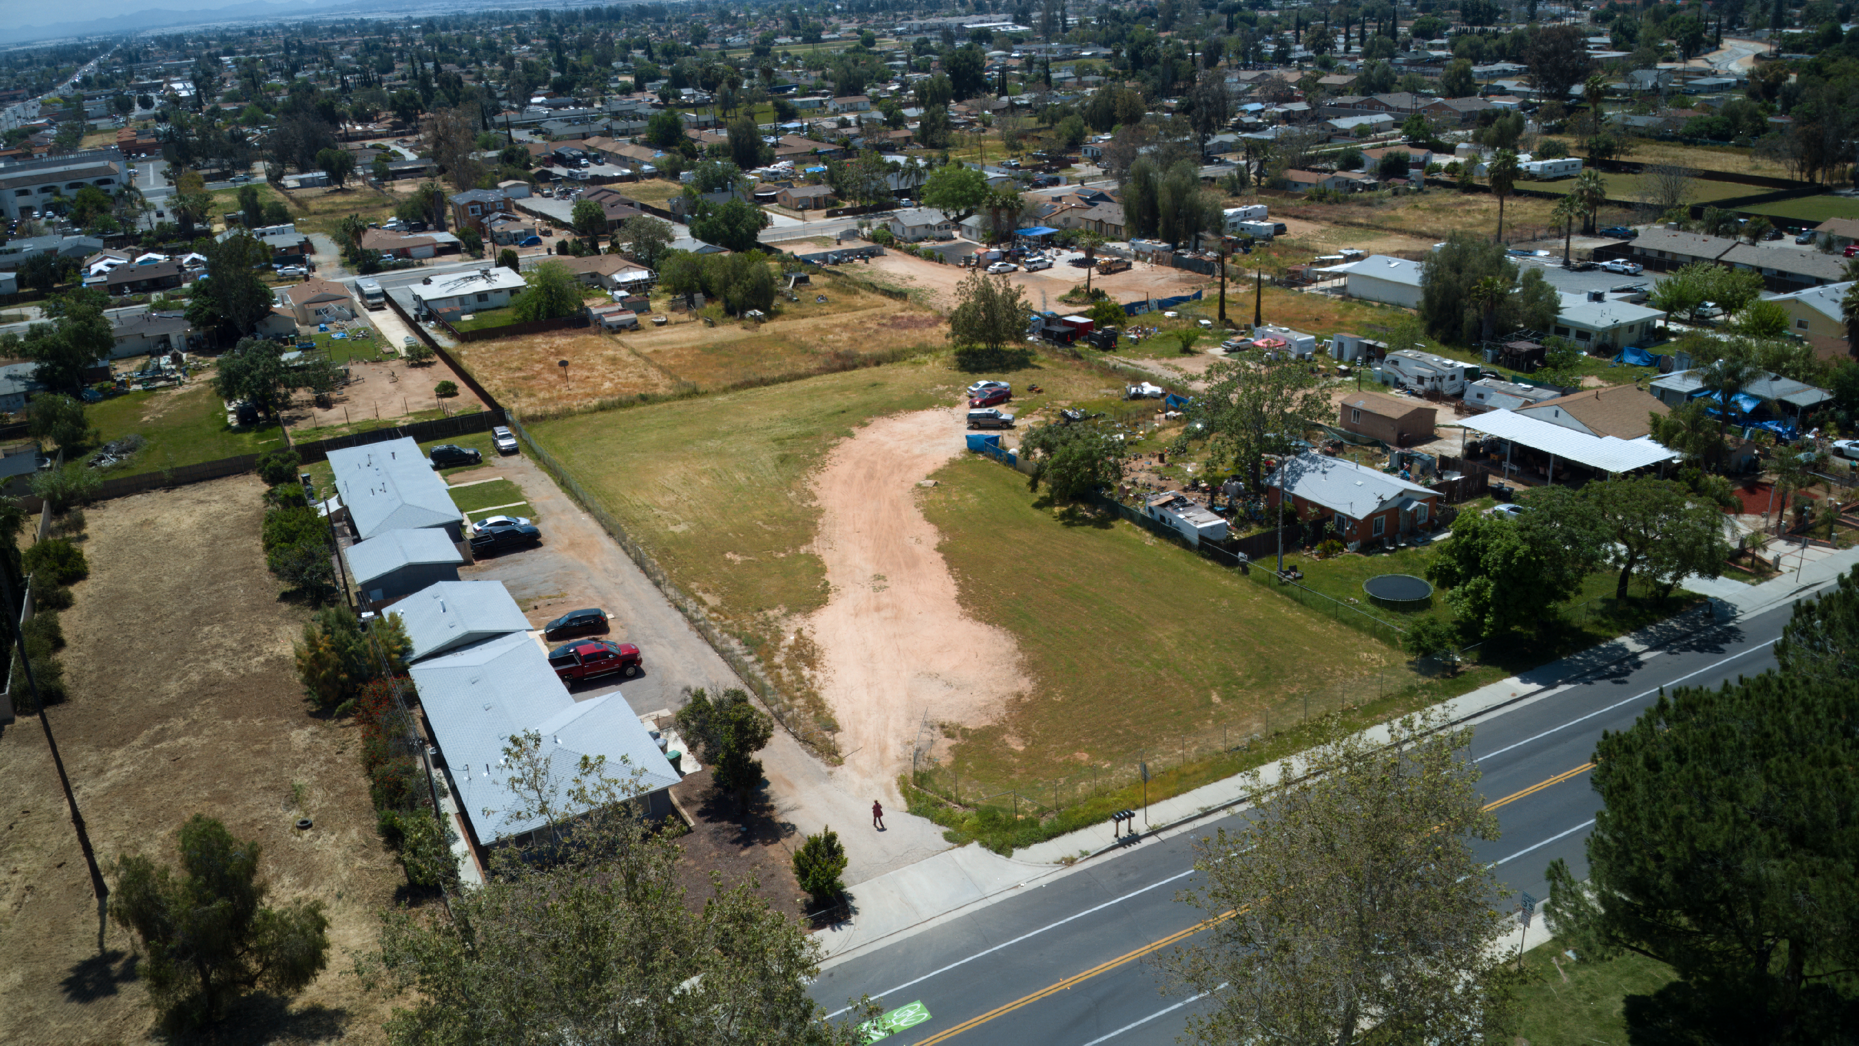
[1601,260,1643,276]
[1833,439,1859,462]
[472,514,533,534]
[985,261,1019,274]
[967,380,1011,395]
[1486,504,1527,520]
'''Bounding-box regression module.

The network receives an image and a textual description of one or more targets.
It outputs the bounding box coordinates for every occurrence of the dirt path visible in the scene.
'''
[805,409,1029,799]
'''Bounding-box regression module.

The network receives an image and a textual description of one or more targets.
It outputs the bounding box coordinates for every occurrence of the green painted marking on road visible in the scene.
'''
[863,1000,932,1042]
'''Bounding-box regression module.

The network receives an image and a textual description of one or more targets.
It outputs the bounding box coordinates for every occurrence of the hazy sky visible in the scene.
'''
[13,0,332,31]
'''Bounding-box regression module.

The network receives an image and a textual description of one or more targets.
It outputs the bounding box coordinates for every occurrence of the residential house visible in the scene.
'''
[484,213,541,245]
[1280,169,1361,193]
[108,311,194,359]
[1649,369,1832,421]
[884,207,956,242]
[1551,295,1665,351]
[1265,452,1441,546]
[1629,229,1738,272]
[344,529,465,610]
[1464,378,1561,412]
[1718,242,1849,291]
[576,187,646,230]
[0,234,102,270]
[225,224,312,265]
[360,227,439,260]
[0,151,124,220]
[408,629,679,856]
[448,189,514,235]
[549,253,655,292]
[104,258,183,297]
[410,267,528,315]
[1076,201,1126,238]
[1326,113,1396,136]
[1812,217,1859,249]
[0,361,46,413]
[395,580,531,663]
[777,184,835,211]
[325,437,465,543]
[278,278,356,325]
[829,95,872,113]
[1422,96,1495,127]
[1513,384,1669,440]
[1339,391,1438,447]
[1769,281,1850,339]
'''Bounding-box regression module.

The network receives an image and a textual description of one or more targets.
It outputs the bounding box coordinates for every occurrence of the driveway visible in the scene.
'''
[448,451,953,885]
[306,232,346,279]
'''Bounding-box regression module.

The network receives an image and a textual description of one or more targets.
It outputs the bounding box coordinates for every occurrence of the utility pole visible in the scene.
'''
[1253,268,1263,328]
[1217,243,1228,323]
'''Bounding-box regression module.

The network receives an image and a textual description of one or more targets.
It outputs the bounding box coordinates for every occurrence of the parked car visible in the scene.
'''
[491,425,518,455]
[1695,301,1724,320]
[1564,259,1597,272]
[469,522,541,554]
[1601,260,1643,275]
[1023,257,1053,271]
[549,639,642,682]
[966,408,1015,429]
[1797,230,1818,245]
[969,386,1012,408]
[1763,227,1785,241]
[966,380,1010,395]
[1846,244,1859,258]
[1833,439,1859,462]
[517,235,542,247]
[1599,226,1637,239]
[985,261,1018,274]
[275,265,307,277]
[472,514,533,534]
[543,608,610,640]
[429,444,482,469]
[1487,504,1528,520]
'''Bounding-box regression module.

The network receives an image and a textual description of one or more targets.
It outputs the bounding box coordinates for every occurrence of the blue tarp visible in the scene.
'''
[966,433,1001,451]
[1017,226,1058,237]
[1122,289,1206,316]
[1164,393,1193,409]
[1695,389,1764,414]
[1613,346,1664,368]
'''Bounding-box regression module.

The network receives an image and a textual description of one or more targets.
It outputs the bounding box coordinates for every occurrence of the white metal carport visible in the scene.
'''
[1459,408,1679,484]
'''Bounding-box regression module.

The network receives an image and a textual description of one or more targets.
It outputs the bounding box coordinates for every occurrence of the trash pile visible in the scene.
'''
[87,434,146,469]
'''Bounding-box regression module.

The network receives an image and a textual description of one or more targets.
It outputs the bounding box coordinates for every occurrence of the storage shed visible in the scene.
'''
[344,529,465,609]
[1338,391,1438,447]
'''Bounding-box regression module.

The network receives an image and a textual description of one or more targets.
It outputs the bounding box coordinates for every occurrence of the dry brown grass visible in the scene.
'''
[454,284,948,416]
[1563,137,1796,179]
[619,179,684,205]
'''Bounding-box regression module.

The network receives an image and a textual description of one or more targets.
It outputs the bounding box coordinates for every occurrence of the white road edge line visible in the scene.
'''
[1474,639,1777,763]
[1076,984,1229,1046]
[822,867,1201,1019]
[1494,819,1596,867]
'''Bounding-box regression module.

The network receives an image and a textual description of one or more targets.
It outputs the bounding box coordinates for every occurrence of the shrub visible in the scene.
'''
[434,380,459,398]
[1402,616,1461,665]
[31,463,100,515]
[255,447,302,486]
[34,583,73,612]
[793,827,848,904]
[23,609,63,650]
[24,538,88,584]
[267,483,308,509]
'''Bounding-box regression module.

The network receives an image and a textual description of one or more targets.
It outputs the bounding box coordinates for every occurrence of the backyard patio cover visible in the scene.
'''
[1460,409,1679,474]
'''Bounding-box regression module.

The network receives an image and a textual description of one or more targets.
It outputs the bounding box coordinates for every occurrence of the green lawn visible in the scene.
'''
[1514,946,1677,1046]
[297,327,394,365]
[86,382,287,474]
[919,456,1413,792]
[1521,170,1760,206]
[449,306,524,333]
[1740,194,1859,224]
[448,478,527,515]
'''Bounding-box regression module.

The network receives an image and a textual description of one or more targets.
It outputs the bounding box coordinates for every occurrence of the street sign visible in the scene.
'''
[1519,892,1537,928]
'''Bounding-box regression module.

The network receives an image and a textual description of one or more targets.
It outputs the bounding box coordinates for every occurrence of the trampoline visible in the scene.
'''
[1363,574,1434,608]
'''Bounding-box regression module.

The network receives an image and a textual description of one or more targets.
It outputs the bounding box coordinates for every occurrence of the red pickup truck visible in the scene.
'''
[548,639,642,683]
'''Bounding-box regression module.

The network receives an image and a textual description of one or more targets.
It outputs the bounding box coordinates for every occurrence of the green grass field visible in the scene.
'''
[919,456,1410,789]
[1740,194,1859,224]
[448,478,528,516]
[1514,946,1677,1045]
[87,382,287,473]
[1520,170,1760,206]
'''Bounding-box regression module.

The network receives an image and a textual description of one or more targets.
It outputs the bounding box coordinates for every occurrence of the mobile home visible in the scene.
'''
[1222,204,1268,231]
[1519,157,1583,179]
[1380,349,1480,395]
[1142,491,1229,546]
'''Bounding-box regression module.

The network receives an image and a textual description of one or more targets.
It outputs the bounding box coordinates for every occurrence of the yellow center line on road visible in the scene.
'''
[904,762,1595,1046]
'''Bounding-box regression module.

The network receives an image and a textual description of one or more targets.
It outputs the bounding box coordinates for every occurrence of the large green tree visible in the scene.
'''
[1419,232,1526,345]
[109,815,331,1028]
[22,293,114,394]
[674,687,774,807]
[688,197,770,253]
[508,260,583,322]
[1020,421,1123,502]
[1427,488,1604,637]
[361,734,869,1046]
[212,336,291,421]
[187,231,275,343]
[1582,476,1730,599]
[1166,710,1516,1046]
[616,214,675,269]
[1180,357,1330,490]
[922,160,989,224]
[947,269,1030,362]
[1546,616,1859,1044]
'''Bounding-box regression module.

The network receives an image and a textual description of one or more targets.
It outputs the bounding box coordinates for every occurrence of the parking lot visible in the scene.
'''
[450,450,741,719]
[1511,252,1658,298]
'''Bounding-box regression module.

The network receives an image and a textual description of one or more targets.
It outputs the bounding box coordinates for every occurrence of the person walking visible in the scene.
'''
[872,800,885,831]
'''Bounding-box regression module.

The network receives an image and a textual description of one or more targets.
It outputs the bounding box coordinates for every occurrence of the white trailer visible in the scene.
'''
[1520,157,1583,179]
[1250,324,1318,359]
[1222,204,1268,231]
[1234,219,1278,240]
[1380,349,1481,396]
[1142,491,1229,547]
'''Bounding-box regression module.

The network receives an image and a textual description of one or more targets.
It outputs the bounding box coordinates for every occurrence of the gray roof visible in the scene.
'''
[343,528,465,587]
[1719,243,1849,283]
[327,436,461,540]
[0,361,45,400]
[409,631,679,844]
[890,207,950,227]
[1344,254,1424,287]
[393,580,532,663]
[1267,451,1437,519]
[1651,368,1832,410]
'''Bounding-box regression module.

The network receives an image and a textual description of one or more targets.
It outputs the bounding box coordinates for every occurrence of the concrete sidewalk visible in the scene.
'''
[816,545,1859,966]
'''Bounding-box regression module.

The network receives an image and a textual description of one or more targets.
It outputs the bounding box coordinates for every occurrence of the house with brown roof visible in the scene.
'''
[1813,217,1859,248]
[1338,391,1437,448]
[550,253,656,292]
[104,258,184,296]
[1629,229,1738,272]
[777,184,835,210]
[1077,201,1126,238]
[579,187,647,229]
[279,278,357,325]
[1513,385,1669,440]
[360,227,438,259]
[1281,169,1361,192]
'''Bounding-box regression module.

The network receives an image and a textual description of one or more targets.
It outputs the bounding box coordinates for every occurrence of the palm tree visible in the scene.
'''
[1486,149,1519,244]
[1553,194,1581,266]
[1700,349,1763,445]
[1471,275,1512,344]
[1571,168,1608,236]
[982,187,1024,244]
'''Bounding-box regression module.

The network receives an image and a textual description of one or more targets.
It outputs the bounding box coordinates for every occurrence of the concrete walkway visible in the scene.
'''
[815,544,1859,964]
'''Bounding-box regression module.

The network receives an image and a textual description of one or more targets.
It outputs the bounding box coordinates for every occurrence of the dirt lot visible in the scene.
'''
[861,250,1211,311]
[286,353,490,437]
[804,409,1028,799]
[0,477,401,1045]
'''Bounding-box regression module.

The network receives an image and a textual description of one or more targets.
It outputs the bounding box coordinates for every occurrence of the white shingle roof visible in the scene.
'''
[410,631,679,844]
[327,437,460,540]
[1267,452,1436,519]
[343,528,464,586]
[395,580,533,663]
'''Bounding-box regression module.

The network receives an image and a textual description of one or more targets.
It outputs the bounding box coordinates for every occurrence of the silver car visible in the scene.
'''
[492,425,518,455]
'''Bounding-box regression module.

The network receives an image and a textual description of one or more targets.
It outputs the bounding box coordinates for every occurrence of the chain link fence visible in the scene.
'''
[502,416,838,759]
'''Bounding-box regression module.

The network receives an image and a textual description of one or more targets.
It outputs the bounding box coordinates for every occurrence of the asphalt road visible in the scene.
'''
[810,600,1794,1046]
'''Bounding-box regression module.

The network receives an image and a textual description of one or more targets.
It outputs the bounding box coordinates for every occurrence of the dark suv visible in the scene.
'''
[469,522,540,554]
[429,444,482,469]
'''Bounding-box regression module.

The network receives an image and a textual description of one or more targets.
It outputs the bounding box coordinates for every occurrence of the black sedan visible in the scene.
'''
[469,522,540,554]
[543,607,609,640]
